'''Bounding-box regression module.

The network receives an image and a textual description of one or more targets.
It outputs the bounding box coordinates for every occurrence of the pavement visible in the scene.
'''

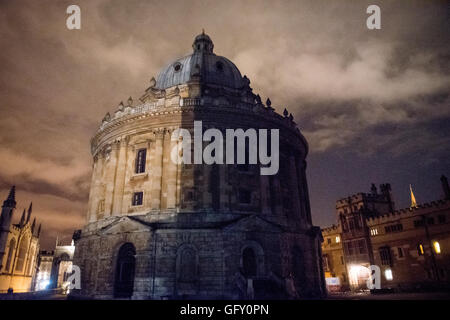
[327,291,450,300]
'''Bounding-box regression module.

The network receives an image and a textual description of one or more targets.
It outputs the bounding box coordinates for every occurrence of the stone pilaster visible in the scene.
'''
[288,155,302,223]
[104,143,118,218]
[112,137,129,215]
[259,174,271,215]
[151,130,164,210]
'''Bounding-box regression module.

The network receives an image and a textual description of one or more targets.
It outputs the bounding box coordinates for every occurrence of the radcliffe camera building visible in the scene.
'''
[322,176,450,291]
[71,33,325,299]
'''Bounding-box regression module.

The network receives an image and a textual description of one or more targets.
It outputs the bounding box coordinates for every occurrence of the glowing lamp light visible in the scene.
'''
[418,244,424,255]
[433,241,441,254]
[336,236,340,243]
[385,269,393,281]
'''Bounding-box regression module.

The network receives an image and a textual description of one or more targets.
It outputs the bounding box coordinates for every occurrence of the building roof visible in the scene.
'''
[155,32,243,90]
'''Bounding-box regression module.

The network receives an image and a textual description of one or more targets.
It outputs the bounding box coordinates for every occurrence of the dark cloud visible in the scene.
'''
[0,0,448,248]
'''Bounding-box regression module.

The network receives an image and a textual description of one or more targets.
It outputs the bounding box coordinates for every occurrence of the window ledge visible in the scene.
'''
[130,172,148,181]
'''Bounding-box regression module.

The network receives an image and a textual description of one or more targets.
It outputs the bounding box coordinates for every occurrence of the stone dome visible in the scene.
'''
[155,32,244,90]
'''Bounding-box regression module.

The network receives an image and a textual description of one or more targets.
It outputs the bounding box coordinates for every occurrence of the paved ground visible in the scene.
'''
[327,291,450,300]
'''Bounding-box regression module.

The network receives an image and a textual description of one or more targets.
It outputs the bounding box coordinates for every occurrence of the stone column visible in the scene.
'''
[165,129,178,209]
[87,155,101,222]
[151,130,164,210]
[270,174,283,216]
[160,129,174,210]
[219,165,229,212]
[104,143,119,218]
[259,174,271,215]
[296,159,312,224]
[203,163,212,211]
[112,137,129,215]
[288,155,302,222]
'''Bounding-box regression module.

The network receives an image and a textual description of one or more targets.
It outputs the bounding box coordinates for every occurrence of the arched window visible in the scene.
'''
[15,236,29,272]
[114,243,136,298]
[242,247,257,277]
[5,238,16,272]
[177,247,197,283]
[26,246,36,275]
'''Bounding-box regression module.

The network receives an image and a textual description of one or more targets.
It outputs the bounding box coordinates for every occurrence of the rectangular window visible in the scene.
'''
[385,224,403,233]
[397,247,404,258]
[135,149,147,174]
[385,269,393,281]
[414,219,424,228]
[327,238,331,245]
[349,219,355,231]
[379,246,392,266]
[438,215,446,224]
[132,192,143,206]
[336,236,340,243]
[427,217,435,225]
[347,242,354,256]
[340,256,344,265]
[357,240,366,254]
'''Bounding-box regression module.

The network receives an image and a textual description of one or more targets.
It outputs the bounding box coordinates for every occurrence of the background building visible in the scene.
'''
[72,32,325,300]
[34,250,53,291]
[34,240,75,292]
[322,175,450,291]
[0,186,41,293]
[321,225,348,291]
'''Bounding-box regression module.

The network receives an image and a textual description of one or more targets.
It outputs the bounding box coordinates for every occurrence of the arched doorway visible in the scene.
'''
[176,244,198,297]
[242,247,257,277]
[114,243,136,298]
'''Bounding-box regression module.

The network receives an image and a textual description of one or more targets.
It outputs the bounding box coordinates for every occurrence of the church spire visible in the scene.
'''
[19,209,26,227]
[37,223,42,237]
[31,217,36,233]
[2,185,16,208]
[26,202,32,223]
[410,184,418,208]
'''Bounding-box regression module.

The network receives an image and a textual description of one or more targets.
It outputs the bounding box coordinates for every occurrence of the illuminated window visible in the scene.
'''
[417,244,424,256]
[385,269,393,281]
[370,228,378,236]
[433,241,441,254]
[336,236,341,243]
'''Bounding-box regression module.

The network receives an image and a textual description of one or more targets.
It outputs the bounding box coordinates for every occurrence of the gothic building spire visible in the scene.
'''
[19,209,26,227]
[2,185,16,208]
[26,202,32,223]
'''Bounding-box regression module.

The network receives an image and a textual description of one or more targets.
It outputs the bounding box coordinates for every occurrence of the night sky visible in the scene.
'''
[0,0,449,249]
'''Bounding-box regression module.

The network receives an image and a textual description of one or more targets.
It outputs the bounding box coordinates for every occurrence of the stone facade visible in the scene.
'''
[71,33,325,299]
[321,225,348,291]
[0,186,41,293]
[322,176,450,291]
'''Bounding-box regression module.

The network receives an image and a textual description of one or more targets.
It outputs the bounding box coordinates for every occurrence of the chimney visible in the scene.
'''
[441,175,450,200]
[371,183,378,195]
